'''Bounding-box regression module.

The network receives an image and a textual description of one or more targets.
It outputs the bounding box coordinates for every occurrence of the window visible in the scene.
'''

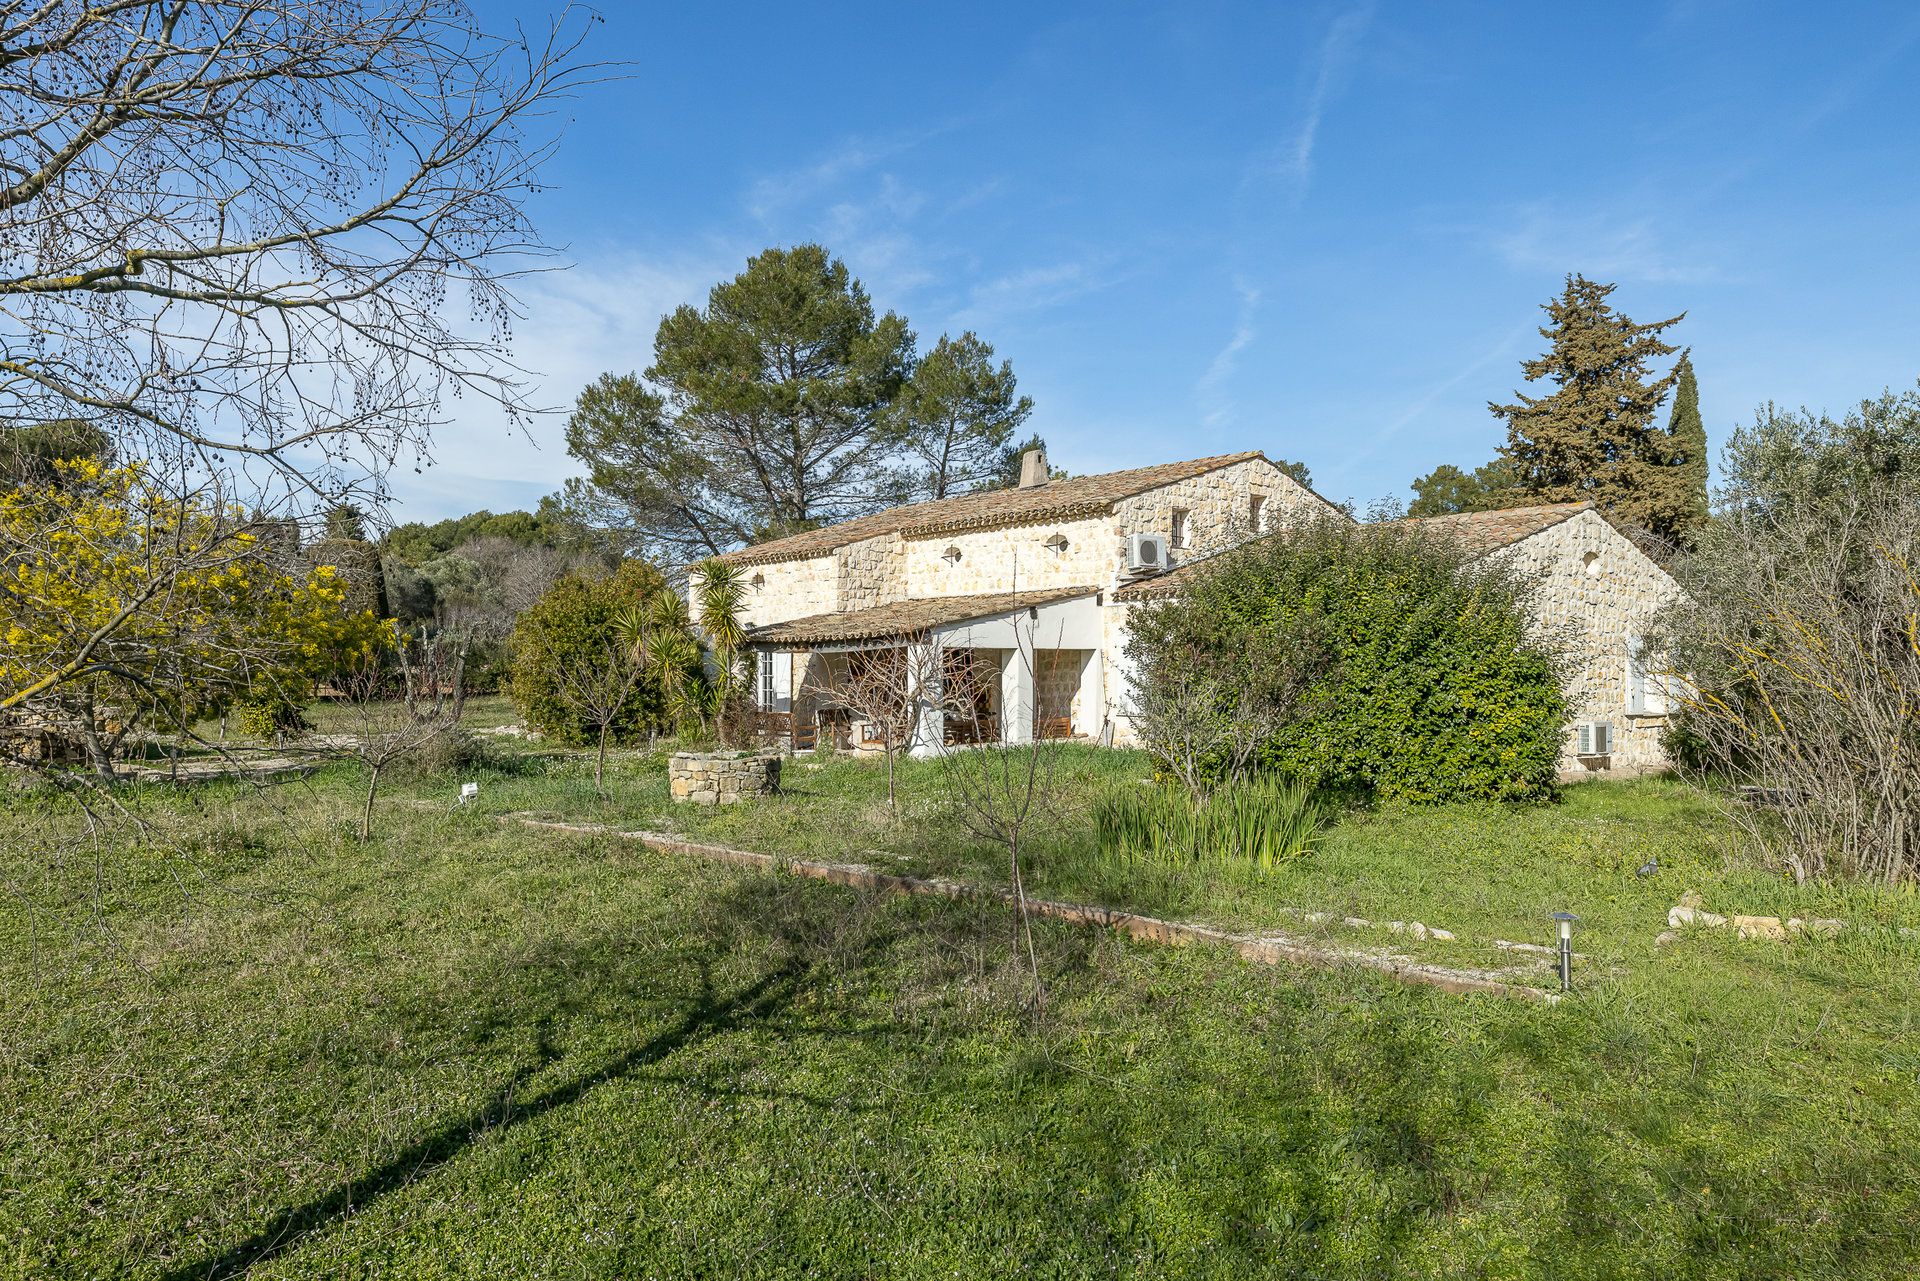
[759,651,776,710]
[1581,551,1600,578]
[1170,508,1190,549]
[1249,493,1267,534]
[1626,637,1668,716]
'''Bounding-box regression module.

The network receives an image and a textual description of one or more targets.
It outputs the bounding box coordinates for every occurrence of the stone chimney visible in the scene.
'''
[1017,446,1049,489]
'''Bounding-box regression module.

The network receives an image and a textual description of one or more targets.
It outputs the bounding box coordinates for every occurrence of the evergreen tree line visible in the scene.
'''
[1409,274,1710,551]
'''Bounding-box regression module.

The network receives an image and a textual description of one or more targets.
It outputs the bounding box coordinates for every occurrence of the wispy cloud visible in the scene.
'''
[1196,279,1261,428]
[1482,202,1726,285]
[1249,4,1373,195]
[1321,323,1534,488]
[951,258,1120,329]
[385,246,740,521]
[746,137,910,223]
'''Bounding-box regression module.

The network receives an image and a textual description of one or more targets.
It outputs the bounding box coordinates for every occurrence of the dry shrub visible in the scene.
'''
[1667,389,1920,882]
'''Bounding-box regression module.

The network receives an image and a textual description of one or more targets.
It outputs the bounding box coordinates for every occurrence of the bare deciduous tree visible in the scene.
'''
[0,1,594,717]
[531,626,642,794]
[1668,415,1920,882]
[937,627,1058,1011]
[336,627,468,841]
[1123,661,1285,801]
[802,640,945,812]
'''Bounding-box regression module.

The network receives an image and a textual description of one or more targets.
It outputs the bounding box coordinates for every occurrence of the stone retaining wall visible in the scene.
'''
[668,751,781,805]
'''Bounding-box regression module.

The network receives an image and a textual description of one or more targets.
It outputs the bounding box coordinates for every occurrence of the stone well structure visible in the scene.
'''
[668,750,781,805]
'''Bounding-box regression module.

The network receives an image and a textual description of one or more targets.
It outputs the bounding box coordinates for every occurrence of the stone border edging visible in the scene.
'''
[497,814,1559,1003]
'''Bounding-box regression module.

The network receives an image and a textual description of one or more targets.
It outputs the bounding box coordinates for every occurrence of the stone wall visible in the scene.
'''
[1494,510,1682,773]
[900,511,1118,598]
[736,457,1339,634]
[835,532,909,611]
[1034,649,1086,731]
[668,751,782,805]
[1116,457,1337,567]
[733,555,838,629]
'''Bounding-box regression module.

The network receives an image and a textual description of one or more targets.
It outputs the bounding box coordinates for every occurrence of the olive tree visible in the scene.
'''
[1665,387,1920,882]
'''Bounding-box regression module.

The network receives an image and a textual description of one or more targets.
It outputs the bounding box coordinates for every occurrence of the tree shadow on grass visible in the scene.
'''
[162,960,807,1281]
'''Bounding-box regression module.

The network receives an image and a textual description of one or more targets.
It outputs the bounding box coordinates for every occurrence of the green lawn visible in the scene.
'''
[4,735,1919,1277]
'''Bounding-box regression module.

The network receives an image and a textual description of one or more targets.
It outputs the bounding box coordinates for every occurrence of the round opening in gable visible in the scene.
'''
[1581,551,1600,577]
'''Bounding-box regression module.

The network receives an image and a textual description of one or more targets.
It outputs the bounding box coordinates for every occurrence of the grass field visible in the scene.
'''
[4,715,1919,1277]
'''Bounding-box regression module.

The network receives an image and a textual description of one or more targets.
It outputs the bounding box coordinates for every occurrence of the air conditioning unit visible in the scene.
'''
[1574,721,1614,757]
[1125,532,1169,576]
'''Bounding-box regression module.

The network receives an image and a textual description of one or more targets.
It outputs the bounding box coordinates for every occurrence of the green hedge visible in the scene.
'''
[1126,519,1568,803]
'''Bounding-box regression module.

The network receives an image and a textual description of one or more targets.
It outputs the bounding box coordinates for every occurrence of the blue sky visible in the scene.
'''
[404,1,1920,522]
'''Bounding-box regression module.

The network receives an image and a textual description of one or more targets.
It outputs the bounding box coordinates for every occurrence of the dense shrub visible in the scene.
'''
[1125,518,1567,803]
[507,560,697,746]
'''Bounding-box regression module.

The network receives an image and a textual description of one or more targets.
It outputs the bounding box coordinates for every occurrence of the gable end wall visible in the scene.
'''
[1495,509,1682,773]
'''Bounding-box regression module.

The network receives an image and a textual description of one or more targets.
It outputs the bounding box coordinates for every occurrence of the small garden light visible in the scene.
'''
[1552,911,1579,992]
[459,782,479,805]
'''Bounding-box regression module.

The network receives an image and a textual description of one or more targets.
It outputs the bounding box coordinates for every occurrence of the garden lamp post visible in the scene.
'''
[1552,911,1579,993]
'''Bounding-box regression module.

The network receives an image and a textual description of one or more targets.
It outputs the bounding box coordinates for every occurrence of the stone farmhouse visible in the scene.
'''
[1115,499,1684,774]
[720,447,1681,774]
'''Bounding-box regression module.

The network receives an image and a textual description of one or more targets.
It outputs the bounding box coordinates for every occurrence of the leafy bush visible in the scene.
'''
[394,727,487,779]
[232,696,309,740]
[507,560,700,746]
[1125,518,1567,804]
[1094,777,1327,871]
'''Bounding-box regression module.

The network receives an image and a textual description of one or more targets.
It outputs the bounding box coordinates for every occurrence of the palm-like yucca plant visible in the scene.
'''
[650,627,705,733]
[618,589,708,737]
[693,559,749,739]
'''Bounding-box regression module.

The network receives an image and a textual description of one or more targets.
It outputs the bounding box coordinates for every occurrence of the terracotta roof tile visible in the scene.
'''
[1399,502,1592,555]
[719,452,1271,567]
[1110,549,1234,602]
[747,587,1100,647]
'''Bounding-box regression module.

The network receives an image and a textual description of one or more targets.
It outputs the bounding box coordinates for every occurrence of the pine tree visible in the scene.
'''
[892,332,1033,499]
[562,245,916,561]
[1662,352,1709,544]
[1490,275,1687,536]
[1407,457,1520,517]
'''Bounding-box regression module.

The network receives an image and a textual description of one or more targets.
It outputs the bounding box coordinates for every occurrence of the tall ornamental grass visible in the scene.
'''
[1094,776,1327,872]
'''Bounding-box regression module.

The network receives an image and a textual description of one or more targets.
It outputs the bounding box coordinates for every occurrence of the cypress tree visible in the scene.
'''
[1662,352,1709,545]
[1490,275,1687,538]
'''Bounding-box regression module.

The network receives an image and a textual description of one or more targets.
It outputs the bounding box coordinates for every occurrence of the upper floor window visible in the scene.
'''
[1170,508,1190,549]
[1249,493,1267,534]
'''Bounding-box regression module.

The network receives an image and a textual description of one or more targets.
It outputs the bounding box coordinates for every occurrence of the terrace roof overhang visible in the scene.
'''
[744,587,1104,653]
